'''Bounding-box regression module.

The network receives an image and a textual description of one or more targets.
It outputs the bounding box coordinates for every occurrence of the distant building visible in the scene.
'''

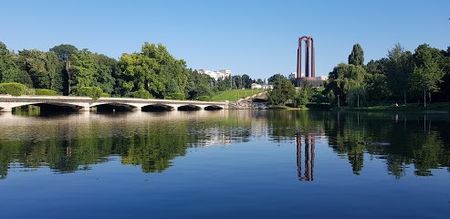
[251,83,273,90]
[198,69,231,81]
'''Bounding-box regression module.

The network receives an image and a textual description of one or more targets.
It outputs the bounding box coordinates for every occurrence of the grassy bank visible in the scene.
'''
[335,102,450,112]
[207,89,263,101]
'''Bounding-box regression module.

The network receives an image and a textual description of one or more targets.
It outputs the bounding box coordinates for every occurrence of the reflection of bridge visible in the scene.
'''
[0,96,228,112]
[296,132,315,181]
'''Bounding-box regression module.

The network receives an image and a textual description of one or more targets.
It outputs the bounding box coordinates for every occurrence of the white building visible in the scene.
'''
[198,69,231,81]
[251,83,273,90]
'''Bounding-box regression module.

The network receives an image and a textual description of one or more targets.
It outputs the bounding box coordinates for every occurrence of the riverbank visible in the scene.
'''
[332,102,450,113]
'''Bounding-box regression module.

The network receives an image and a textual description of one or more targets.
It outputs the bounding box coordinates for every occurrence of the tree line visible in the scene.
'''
[267,43,450,108]
[0,42,258,100]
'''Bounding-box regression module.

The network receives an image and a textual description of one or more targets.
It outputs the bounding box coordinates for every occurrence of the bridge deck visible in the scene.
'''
[0,95,229,112]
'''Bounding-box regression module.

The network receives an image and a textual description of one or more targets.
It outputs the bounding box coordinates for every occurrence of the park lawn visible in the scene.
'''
[208,89,263,101]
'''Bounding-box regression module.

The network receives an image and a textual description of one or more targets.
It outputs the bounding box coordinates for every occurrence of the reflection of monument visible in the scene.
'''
[296,131,315,181]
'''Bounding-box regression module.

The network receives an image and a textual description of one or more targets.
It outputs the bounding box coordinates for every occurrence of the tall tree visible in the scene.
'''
[268,75,295,106]
[386,44,413,105]
[17,49,63,91]
[0,42,33,86]
[241,74,252,89]
[348,44,364,66]
[326,63,366,106]
[50,44,79,95]
[117,43,189,99]
[409,44,444,107]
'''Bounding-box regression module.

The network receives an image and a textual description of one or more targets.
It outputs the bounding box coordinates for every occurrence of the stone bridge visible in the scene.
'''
[0,95,229,112]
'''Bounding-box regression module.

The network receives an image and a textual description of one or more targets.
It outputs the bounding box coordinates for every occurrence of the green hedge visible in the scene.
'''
[75,87,104,99]
[34,89,59,96]
[128,89,153,99]
[0,82,28,96]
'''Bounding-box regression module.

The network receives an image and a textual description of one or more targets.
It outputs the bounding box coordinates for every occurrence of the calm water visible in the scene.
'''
[0,110,449,218]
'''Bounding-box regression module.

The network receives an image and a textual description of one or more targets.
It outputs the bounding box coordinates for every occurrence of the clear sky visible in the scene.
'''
[0,0,449,79]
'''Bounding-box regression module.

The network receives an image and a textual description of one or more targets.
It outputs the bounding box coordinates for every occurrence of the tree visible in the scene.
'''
[409,44,444,107]
[0,42,26,85]
[17,49,63,91]
[242,74,252,89]
[326,63,366,106]
[268,75,295,106]
[385,44,413,105]
[187,70,214,99]
[50,44,79,95]
[348,44,364,66]
[117,43,189,99]
[267,74,285,85]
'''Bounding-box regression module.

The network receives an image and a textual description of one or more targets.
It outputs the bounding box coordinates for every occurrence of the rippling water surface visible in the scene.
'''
[0,110,449,218]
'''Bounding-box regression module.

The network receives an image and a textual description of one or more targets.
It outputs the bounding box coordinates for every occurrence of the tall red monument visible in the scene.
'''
[296,36,315,79]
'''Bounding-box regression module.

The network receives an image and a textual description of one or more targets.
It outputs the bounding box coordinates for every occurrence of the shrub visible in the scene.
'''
[75,87,104,99]
[0,82,28,96]
[167,92,185,100]
[34,89,59,96]
[128,89,152,99]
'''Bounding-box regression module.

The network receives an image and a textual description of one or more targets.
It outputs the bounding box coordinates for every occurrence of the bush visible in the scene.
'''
[0,82,28,96]
[34,89,59,96]
[167,92,185,100]
[75,87,104,99]
[128,89,152,99]
[197,96,211,101]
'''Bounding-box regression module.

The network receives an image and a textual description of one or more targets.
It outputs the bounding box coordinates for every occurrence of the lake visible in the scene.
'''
[0,110,449,218]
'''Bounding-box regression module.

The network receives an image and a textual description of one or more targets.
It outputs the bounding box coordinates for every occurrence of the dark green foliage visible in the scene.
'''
[117,43,189,99]
[268,75,295,106]
[348,44,364,66]
[34,89,58,96]
[75,86,103,99]
[49,44,78,61]
[167,92,185,100]
[0,82,28,96]
[17,50,63,91]
[267,74,285,85]
[128,88,153,99]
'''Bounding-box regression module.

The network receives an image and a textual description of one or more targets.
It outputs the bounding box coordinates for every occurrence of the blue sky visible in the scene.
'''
[0,0,449,79]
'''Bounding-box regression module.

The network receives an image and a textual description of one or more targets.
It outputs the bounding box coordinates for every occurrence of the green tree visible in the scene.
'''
[50,44,79,95]
[326,63,366,106]
[348,44,364,66]
[0,42,31,86]
[268,75,295,106]
[385,44,413,105]
[17,50,63,91]
[241,74,252,89]
[409,44,444,107]
[117,43,189,99]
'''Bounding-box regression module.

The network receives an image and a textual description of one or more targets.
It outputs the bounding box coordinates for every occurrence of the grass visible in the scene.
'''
[207,89,264,101]
[336,102,450,112]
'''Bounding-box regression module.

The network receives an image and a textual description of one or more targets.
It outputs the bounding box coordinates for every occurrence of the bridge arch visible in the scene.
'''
[177,104,202,111]
[90,102,139,112]
[9,102,86,112]
[142,104,174,112]
[204,105,223,111]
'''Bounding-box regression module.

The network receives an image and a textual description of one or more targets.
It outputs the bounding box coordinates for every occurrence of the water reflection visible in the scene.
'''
[296,132,315,181]
[0,110,449,180]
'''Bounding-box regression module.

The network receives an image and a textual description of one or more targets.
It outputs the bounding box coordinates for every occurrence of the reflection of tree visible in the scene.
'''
[269,111,450,178]
[0,113,254,179]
